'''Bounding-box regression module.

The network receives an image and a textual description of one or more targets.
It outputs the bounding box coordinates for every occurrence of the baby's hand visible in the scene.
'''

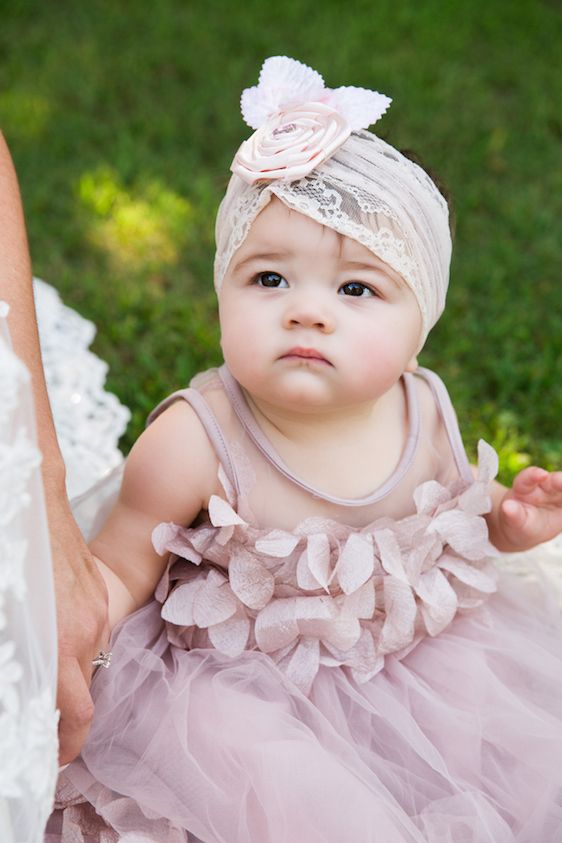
[498,467,562,550]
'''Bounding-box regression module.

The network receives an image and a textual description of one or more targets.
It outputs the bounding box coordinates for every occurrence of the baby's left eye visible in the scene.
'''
[339,282,376,298]
[254,271,288,289]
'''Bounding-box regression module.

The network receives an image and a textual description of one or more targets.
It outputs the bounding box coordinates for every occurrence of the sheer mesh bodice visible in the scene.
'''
[150,365,472,530]
[149,367,497,695]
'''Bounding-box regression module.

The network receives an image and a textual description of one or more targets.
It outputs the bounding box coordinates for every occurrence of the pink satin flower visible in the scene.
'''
[231,103,351,185]
[231,56,392,185]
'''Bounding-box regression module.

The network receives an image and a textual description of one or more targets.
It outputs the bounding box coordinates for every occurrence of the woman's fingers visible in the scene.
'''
[57,657,95,766]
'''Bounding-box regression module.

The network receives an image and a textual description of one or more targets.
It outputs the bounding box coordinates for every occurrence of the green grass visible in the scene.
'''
[1,0,560,482]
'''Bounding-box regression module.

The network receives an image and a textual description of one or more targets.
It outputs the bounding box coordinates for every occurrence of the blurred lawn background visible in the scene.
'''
[1,0,560,482]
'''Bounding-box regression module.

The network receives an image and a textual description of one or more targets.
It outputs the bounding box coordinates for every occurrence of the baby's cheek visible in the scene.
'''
[350,333,405,395]
[220,320,264,383]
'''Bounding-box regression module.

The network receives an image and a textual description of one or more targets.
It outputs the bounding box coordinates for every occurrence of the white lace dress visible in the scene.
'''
[0,280,129,843]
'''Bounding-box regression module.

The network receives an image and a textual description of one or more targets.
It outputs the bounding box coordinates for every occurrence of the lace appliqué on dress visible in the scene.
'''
[34,278,130,499]
[0,308,59,842]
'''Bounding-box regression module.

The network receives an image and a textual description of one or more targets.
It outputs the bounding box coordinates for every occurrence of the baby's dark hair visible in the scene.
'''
[399,147,456,242]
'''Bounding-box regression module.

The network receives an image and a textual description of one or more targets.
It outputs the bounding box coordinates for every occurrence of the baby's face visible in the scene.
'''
[218,198,422,412]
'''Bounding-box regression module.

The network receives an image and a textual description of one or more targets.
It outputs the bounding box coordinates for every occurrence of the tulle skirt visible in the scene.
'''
[47,568,562,842]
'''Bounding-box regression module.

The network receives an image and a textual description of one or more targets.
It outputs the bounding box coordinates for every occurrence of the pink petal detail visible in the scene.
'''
[306,533,332,590]
[477,439,499,485]
[438,554,498,593]
[416,568,458,636]
[151,522,202,563]
[458,482,492,516]
[151,522,177,555]
[296,598,341,645]
[189,526,218,553]
[192,569,238,628]
[405,534,441,585]
[375,528,408,583]
[347,628,384,684]
[229,550,275,610]
[324,86,391,130]
[208,495,247,528]
[255,530,300,557]
[296,548,321,591]
[294,594,336,622]
[351,658,384,684]
[208,613,250,657]
[379,577,417,653]
[341,579,376,620]
[337,532,374,594]
[322,615,361,651]
[254,598,300,652]
[216,525,235,547]
[413,480,451,515]
[429,511,490,561]
[351,630,385,684]
[285,637,320,695]
[161,580,203,626]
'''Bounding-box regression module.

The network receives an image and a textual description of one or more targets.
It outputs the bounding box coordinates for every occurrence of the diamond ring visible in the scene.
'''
[92,650,112,669]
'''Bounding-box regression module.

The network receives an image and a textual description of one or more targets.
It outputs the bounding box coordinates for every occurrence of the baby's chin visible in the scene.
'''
[236,367,392,415]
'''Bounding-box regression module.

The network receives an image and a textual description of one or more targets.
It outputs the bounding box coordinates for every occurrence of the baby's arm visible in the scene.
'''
[486,468,562,552]
[90,400,219,630]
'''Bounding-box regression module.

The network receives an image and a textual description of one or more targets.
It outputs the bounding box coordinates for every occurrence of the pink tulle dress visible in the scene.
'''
[47,367,562,842]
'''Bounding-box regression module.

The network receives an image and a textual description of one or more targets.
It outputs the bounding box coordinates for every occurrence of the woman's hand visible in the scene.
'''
[493,467,562,552]
[47,488,110,765]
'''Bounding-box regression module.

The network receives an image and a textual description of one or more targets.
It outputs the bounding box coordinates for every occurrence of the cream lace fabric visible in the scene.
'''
[215,131,452,346]
[34,279,130,500]
[0,281,130,841]
[0,303,59,843]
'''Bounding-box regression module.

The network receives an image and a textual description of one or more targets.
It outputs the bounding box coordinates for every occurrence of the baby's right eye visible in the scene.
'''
[254,271,288,288]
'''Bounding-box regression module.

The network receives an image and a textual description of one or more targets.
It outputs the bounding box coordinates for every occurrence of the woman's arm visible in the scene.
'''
[0,133,110,764]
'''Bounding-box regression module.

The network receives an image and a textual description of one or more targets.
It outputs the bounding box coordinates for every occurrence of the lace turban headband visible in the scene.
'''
[214,57,452,348]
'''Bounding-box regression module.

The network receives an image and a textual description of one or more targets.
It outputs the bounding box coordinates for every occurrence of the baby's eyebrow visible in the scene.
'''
[342,260,404,288]
[232,251,291,273]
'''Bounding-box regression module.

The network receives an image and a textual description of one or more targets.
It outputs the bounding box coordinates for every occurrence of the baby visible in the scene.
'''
[50,57,562,843]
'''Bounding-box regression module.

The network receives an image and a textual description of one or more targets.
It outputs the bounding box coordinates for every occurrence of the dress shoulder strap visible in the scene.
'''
[146,387,240,498]
[414,367,473,484]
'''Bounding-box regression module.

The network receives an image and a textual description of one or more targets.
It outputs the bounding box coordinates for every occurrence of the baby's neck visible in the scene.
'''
[243,381,410,499]
[246,391,392,446]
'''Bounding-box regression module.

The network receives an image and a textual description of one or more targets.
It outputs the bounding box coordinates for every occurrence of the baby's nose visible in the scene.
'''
[283,294,335,333]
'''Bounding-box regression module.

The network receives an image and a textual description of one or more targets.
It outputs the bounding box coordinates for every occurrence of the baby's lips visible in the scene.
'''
[278,345,333,365]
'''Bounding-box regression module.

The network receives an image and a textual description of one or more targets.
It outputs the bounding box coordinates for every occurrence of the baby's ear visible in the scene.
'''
[405,355,419,373]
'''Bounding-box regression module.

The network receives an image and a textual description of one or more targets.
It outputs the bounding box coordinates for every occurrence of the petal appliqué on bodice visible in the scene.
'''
[153,441,499,696]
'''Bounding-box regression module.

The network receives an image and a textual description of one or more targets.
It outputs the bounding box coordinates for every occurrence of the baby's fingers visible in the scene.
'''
[538,470,562,496]
[500,497,550,545]
[511,466,549,498]
[501,497,530,530]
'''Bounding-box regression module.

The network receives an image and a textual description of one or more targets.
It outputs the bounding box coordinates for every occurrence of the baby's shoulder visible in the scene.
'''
[124,396,221,522]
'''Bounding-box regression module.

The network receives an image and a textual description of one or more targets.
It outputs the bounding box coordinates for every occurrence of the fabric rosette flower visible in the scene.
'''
[231,55,391,184]
[231,103,351,184]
